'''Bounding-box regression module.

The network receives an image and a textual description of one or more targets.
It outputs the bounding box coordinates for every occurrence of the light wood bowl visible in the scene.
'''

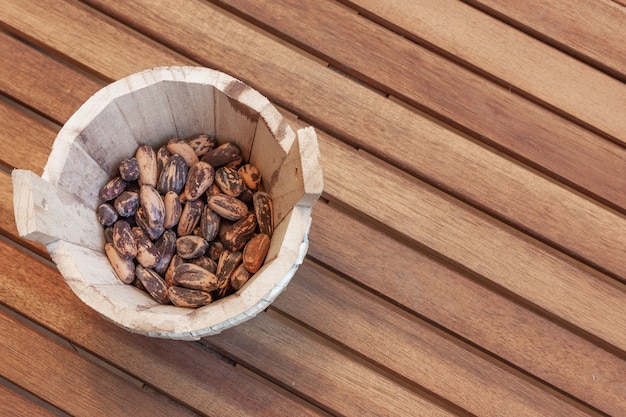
[12,66,323,340]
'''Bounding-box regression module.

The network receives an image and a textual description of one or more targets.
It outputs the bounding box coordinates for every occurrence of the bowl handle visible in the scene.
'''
[12,169,105,251]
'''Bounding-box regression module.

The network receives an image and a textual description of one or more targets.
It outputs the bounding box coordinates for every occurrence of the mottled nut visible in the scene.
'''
[135,207,164,241]
[238,164,261,191]
[201,142,241,168]
[243,233,271,273]
[169,286,212,308]
[165,254,184,287]
[231,263,251,290]
[173,263,218,292]
[189,256,217,274]
[207,241,225,261]
[139,184,165,230]
[132,227,161,269]
[114,191,139,217]
[97,203,118,226]
[156,146,172,179]
[184,161,215,201]
[200,206,221,242]
[253,191,274,237]
[176,235,209,259]
[135,145,158,187]
[225,155,243,170]
[157,154,188,194]
[215,166,244,197]
[177,199,204,236]
[186,134,216,157]
[207,194,248,221]
[135,265,169,304]
[100,176,126,201]
[119,157,140,182]
[166,138,199,167]
[163,191,182,229]
[238,186,254,206]
[104,243,135,284]
[112,220,137,259]
[154,229,177,276]
[216,250,242,290]
[103,226,114,243]
[222,213,257,252]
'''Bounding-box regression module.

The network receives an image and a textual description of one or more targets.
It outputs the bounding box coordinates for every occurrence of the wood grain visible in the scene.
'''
[202,313,458,417]
[0,383,60,417]
[463,0,626,80]
[0,310,199,417]
[307,202,626,416]
[219,0,626,143]
[0,240,324,417]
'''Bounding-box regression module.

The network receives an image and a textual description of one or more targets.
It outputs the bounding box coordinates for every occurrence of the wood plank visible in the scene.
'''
[273,261,602,416]
[463,0,626,80]
[307,202,626,416]
[56,0,626,220]
[202,313,459,417]
[0,99,54,173]
[218,0,626,143]
[0,383,60,417]
[0,240,325,417]
[0,310,199,417]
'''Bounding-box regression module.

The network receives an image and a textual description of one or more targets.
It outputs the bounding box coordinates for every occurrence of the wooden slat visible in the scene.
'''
[217,0,626,143]
[0,383,60,417]
[463,0,626,80]
[202,313,458,417]
[272,261,601,416]
[0,310,198,417]
[2,0,626,351]
[0,240,325,417]
[40,0,626,288]
[307,202,626,416]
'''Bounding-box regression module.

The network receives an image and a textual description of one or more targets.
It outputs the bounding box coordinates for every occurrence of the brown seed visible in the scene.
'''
[207,241,225,261]
[173,263,218,292]
[97,203,118,226]
[112,220,137,259]
[135,265,169,304]
[156,146,172,179]
[163,191,182,229]
[177,199,204,236]
[243,233,271,273]
[176,235,209,259]
[139,184,165,231]
[222,213,257,252]
[114,191,139,217]
[132,227,161,269]
[201,142,241,168]
[207,194,248,221]
[216,250,242,290]
[119,157,140,182]
[135,207,164,241]
[215,166,244,197]
[165,254,184,287]
[189,255,217,274]
[253,191,274,237]
[100,176,126,201]
[169,286,213,308]
[186,134,216,157]
[200,206,221,242]
[103,226,114,243]
[184,161,215,201]
[104,243,135,284]
[154,229,177,276]
[231,263,251,290]
[166,138,199,167]
[238,164,261,191]
[135,145,158,187]
[157,154,187,194]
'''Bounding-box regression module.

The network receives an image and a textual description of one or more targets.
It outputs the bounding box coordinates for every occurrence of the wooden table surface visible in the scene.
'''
[1,1,625,416]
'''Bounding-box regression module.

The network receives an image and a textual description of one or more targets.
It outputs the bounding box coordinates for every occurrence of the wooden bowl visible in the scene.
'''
[12,66,323,340]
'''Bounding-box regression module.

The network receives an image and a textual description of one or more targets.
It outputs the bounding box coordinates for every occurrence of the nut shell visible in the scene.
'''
[242,233,271,273]
[173,263,218,292]
[207,194,248,221]
[135,265,169,304]
[169,286,213,308]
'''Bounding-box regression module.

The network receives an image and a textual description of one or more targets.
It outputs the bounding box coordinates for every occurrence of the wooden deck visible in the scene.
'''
[1,1,625,415]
